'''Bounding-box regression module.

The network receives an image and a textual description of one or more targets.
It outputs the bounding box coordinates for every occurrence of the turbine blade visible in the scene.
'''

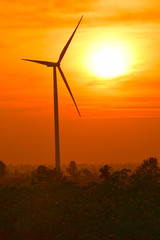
[58,16,83,63]
[22,59,55,67]
[58,66,81,117]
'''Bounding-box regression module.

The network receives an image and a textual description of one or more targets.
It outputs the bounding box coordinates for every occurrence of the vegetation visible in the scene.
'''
[0,160,6,178]
[66,161,81,179]
[0,158,160,239]
[135,157,160,180]
[99,164,112,180]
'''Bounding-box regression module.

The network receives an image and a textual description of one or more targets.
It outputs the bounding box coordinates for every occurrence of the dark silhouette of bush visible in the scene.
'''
[0,160,6,178]
[66,161,81,178]
[135,157,160,180]
[99,164,112,180]
[81,168,93,177]
[111,168,131,184]
[32,165,64,183]
[0,161,160,239]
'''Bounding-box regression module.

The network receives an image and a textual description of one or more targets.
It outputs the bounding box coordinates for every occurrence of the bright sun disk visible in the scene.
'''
[85,42,132,79]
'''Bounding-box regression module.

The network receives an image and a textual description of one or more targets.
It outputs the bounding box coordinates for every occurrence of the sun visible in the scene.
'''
[84,42,133,79]
[92,47,126,78]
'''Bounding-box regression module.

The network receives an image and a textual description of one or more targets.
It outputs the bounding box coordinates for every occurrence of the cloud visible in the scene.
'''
[1,0,160,31]
[109,106,160,110]
[0,0,97,29]
[98,10,160,25]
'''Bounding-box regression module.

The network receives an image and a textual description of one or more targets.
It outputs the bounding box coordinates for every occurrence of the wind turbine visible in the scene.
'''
[22,16,83,172]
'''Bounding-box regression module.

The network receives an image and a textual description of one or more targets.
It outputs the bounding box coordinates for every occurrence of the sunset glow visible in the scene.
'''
[84,41,133,79]
[1,2,160,237]
[0,0,160,166]
[91,47,126,78]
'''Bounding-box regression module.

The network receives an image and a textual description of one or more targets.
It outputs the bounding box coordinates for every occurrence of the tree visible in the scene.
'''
[66,161,81,178]
[34,165,53,182]
[135,157,160,180]
[99,164,112,181]
[81,168,93,177]
[111,168,131,185]
[32,165,64,183]
[0,160,6,178]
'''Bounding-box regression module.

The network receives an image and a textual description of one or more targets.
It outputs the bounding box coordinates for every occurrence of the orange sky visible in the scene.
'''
[0,0,160,165]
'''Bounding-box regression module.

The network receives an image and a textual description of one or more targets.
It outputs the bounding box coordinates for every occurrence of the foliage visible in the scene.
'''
[1,159,160,239]
[0,172,160,240]
[31,165,65,183]
[66,161,81,178]
[99,164,112,180]
[135,157,160,180]
[0,160,6,178]
[81,168,93,177]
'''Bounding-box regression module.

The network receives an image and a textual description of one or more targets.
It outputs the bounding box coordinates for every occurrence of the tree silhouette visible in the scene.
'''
[135,157,160,180]
[99,164,112,180]
[66,161,80,178]
[34,165,53,182]
[0,160,6,178]
[81,168,93,177]
[32,165,64,182]
[31,165,66,183]
[1,160,160,239]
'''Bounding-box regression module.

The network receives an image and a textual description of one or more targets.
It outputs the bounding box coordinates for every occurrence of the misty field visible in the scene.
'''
[0,158,160,240]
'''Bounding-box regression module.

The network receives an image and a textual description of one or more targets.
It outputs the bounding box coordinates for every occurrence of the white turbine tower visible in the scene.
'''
[22,16,83,172]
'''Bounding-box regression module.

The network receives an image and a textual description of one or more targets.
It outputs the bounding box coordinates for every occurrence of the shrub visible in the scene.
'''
[99,164,112,181]
[135,157,160,180]
[0,160,6,178]
[66,161,81,178]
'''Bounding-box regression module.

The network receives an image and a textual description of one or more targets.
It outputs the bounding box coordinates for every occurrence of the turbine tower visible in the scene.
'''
[22,16,83,172]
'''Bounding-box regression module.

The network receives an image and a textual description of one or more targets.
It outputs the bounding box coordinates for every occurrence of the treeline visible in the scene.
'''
[0,157,159,184]
[0,158,160,239]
